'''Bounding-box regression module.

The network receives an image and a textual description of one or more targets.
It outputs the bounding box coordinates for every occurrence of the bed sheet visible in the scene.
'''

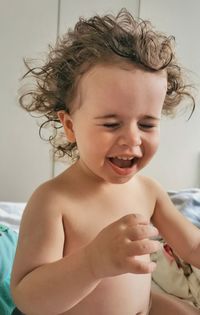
[0,202,26,232]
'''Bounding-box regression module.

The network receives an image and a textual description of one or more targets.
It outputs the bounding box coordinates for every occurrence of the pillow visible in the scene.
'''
[0,202,26,232]
[168,189,200,228]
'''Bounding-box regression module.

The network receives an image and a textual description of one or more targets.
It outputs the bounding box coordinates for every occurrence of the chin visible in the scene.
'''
[106,173,136,184]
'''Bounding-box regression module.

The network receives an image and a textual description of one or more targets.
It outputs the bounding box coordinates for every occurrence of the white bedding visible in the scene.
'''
[151,243,200,308]
[0,202,25,232]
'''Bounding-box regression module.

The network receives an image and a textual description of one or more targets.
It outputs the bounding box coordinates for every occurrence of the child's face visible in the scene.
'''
[63,63,167,184]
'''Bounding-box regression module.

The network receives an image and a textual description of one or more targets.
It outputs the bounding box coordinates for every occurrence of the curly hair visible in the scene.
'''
[19,8,195,161]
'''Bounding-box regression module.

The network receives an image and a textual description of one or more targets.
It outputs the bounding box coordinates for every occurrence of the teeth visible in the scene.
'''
[113,156,134,161]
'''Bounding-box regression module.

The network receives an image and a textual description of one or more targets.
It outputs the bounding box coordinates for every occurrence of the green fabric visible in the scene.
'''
[0,280,15,315]
[0,224,18,314]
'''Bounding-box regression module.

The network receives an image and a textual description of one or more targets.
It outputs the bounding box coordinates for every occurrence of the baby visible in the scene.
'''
[11,9,200,315]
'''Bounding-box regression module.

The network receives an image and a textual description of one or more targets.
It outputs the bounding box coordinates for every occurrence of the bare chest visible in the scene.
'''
[60,182,154,315]
[62,189,155,255]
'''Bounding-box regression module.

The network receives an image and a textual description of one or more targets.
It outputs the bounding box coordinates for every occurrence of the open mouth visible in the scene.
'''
[108,156,138,169]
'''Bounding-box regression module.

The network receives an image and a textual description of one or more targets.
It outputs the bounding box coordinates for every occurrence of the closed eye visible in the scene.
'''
[139,124,156,130]
[102,123,120,129]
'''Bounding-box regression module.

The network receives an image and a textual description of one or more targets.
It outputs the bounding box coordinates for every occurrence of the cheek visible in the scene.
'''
[74,128,105,157]
[150,133,160,154]
[145,132,160,158]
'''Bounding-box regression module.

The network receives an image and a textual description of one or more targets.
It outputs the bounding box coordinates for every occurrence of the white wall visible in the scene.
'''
[59,0,139,32]
[1,0,200,202]
[0,0,58,201]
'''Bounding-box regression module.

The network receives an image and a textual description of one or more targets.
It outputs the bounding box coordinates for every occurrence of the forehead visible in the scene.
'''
[73,63,167,114]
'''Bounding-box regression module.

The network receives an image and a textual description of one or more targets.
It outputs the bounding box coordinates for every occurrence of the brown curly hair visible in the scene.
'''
[19,8,195,161]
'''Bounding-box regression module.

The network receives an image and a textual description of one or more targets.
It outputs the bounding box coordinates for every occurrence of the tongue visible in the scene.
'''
[109,158,133,168]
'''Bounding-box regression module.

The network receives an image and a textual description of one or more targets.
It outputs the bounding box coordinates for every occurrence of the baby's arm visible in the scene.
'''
[11,184,101,315]
[151,180,200,268]
[11,183,159,315]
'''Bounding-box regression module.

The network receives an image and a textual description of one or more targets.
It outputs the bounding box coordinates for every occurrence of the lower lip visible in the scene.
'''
[107,159,137,176]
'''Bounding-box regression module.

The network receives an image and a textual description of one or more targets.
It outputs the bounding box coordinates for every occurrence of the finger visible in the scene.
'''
[126,239,161,256]
[127,259,157,274]
[127,225,159,241]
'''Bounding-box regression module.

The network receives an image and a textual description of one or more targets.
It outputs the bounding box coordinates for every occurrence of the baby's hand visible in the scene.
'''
[84,213,160,279]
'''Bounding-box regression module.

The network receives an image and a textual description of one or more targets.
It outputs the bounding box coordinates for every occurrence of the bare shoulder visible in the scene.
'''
[136,174,161,189]
[136,174,170,200]
[20,174,68,231]
[134,175,176,220]
[134,174,166,198]
[20,164,76,222]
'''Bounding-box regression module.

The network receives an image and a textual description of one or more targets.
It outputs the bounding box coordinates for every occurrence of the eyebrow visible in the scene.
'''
[94,114,118,120]
[94,114,160,120]
[143,115,161,121]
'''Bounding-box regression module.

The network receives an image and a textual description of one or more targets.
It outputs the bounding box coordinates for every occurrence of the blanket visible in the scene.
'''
[151,243,200,309]
[151,189,200,309]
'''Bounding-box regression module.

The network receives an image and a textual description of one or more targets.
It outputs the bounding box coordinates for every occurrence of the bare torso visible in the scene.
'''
[58,169,156,315]
[63,274,151,315]
[11,164,200,315]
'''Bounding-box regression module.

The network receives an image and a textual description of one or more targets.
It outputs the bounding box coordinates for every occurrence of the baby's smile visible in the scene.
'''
[108,156,138,169]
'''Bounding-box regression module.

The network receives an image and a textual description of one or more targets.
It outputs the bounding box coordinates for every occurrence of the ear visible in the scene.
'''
[57,111,76,143]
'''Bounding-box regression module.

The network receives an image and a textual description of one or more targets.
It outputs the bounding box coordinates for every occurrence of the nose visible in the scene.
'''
[118,124,142,147]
